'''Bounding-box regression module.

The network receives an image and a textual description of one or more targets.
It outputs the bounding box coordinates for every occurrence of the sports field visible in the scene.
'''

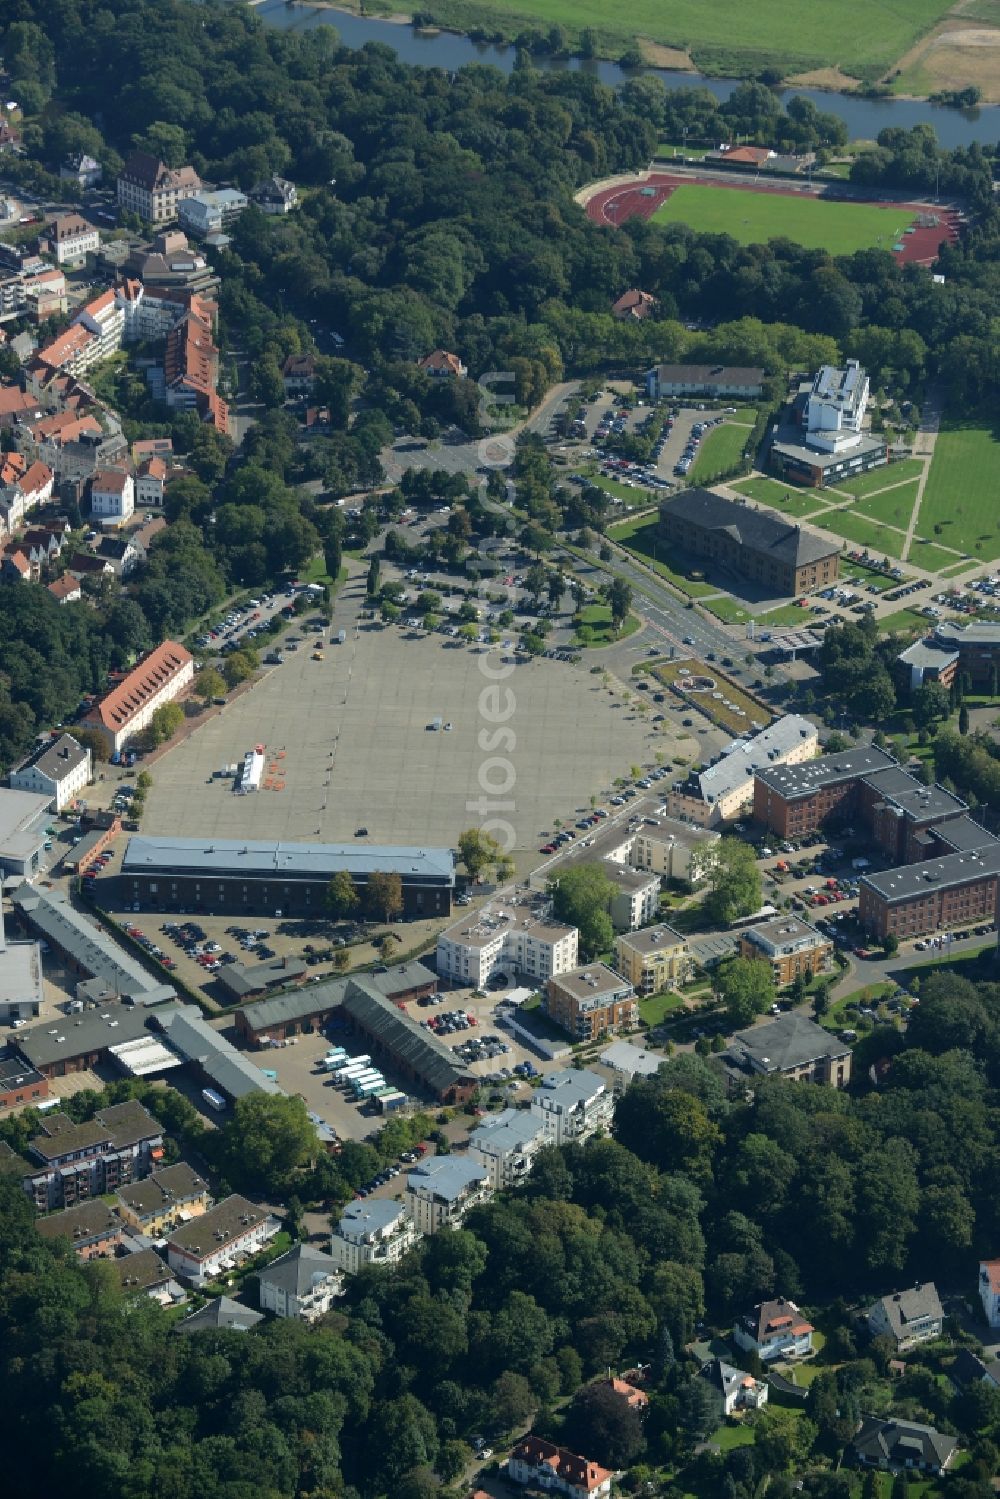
[919,417,1000,561]
[651,184,918,254]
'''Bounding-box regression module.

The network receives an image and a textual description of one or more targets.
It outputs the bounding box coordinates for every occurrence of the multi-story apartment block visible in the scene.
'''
[545,963,637,1042]
[115,1161,210,1235]
[666,714,818,827]
[469,1108,546,1190]
[22,1100,163,1211]
[508,1436,613,1499]
[117,151,202,225]
[35,1200,123,1260]
[436,894,578,988]
[606,866,661,931]
[530,1069,614,1147]
[405,1156,491,1235]
[629,817,719,885]
[165,1195,280,1286]
[256,1244,342,1321]
[89,467,135,526]
[613,925,691,996]
[330,1198,419,1274]
[40,213,100,266]
[738,915,833,986]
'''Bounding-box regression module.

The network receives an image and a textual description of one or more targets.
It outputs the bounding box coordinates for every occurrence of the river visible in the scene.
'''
[253,0,1000,148]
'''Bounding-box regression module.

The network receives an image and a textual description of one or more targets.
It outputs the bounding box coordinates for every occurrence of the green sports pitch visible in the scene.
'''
[652,184,918,254]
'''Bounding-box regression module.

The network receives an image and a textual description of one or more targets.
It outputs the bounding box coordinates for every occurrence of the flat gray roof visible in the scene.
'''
[11,883,176,1003]
[863,766,966,824]
[336,1198,407,1240]
[754,745,894,799]
[935,621,1000,648]
[550,963,632,1003]
[17,1002,171,1072]
[0,788,50,845]
[0,937,42,1008]
[407,1155,488,1202]
[898,637,958,670]
[616,924,686,956]
[862,843,1000,903]
[535,1068,606,1110]
[770,430,886,469]
[598,1039,665,1077]
[470,1107,543,1154]
[155,1006,282,1100]
[122,835,455,885]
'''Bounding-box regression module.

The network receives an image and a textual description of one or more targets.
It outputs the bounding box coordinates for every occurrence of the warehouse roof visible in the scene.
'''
[659,489,838,567]
[10,883,176,1004]
[155,1006,282,1100]
[122,835,455,884]
[341,977,469,1096]
[237,978,349,1033]
[215,955,307,1000]
[16,1002,168,1072]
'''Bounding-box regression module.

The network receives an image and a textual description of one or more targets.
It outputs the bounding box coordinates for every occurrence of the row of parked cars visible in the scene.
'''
[453,1033,511,1065]
[423,1008,477,1035]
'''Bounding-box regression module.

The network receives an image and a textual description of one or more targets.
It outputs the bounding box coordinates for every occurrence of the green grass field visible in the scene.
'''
[940,559,975,578]
[811,507,906,559]
[908,539,962,572]
[688,421,752,484]
[730,476,829,520]
[758,602,817,627]
[703,595,751,624]
[652,184,919,253]
[878,607,930,635]
[827,457,926,498]
[919,416,1000,561]
[638,993,685,1026]
[413,0,954,77]
[606,516,719,596]
[852,479,921,528]
[574,603,640,646]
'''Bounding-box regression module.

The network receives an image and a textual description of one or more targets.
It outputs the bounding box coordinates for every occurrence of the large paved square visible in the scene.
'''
[141,622,665,864]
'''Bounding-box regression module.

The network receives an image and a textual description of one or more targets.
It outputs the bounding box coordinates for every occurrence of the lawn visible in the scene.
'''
[416,0,954,77]
[908,538,962,573]
[606,516,719,596]
[919,415,1000,561]
[940,559,976,578]
[758,602,817,627]
[652,184,919,254]
[703,594,751,624]
[730,476,829,520]
[810,506,907,559]
[877,607,930,635]
[655,141,711,160]
[851,479,921,529]
[707,1422,755,1452]
[638,992,685,1026]
[574,603,640,646]
[827,457,926,498]
[653,659,771,734]
[688,420,754,484]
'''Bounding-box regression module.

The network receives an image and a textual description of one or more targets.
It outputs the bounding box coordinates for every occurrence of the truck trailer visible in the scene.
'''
[376,1090,408,1114]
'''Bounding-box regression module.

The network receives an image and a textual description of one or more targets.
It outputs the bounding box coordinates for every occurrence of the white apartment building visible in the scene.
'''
[405,1156,491,1235]
[530,1069,615,1147]
[805,360,869,454]
[9,733,90,812]
[117,152,202,224]
[469,1108,545,1190]
[135,457,167,507]
[179,189,248,238]
[165,1194,280,1287]
[256,1244,342,1321]
[630,818,720,886]
[607,866,661,931]
[664,714,819,827]
[74,288,125,361]
[329,1199,419,1274]
[42,213,100,266]
[82,640,193,756]
[436,895,578,988]
[90,468,135,526]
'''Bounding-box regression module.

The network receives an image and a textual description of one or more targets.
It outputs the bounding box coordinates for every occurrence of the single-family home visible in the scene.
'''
[867,1283,943,1352]
[165,1194,280,1287]
[949,1348,1000,1393]
[508,1436,613,1499]
[405,1155,491,1235]
[60,154,103,190]
[700,1358,769,1417]
[612,288,657,321]
[115,1161,210,1236]
[980,1259,1000,1328]
[40,213,100,267]
[256,1243,343,1321]
[89,467,135,526]
[282,353,317,398]
[250,175,298,215]
[175,1294,264,1334]
[9,733,91,812]
[47,572,81,605]
[733,1297,814,1362]
[34,1199,123,1260]
[530,1068,614,1147]
[95,534,141,577]
[848,1417,957,1476]
[418,348,467,378]
[603,1375,649,1412]
[135,456,167,506]
[330,1198,419,1274]
[1,548,31,582]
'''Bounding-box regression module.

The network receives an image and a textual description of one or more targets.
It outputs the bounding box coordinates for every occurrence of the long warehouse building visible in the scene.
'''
[119,836,456,918]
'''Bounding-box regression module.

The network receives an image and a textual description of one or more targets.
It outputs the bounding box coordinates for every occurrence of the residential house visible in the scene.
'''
[597,1039,665,1088]
[0,122,22,154]
[733,1297,815,1362]
[949,1349,1000,1393]
[23,1100,163,1211]
[507,1436,613,1499]
[405,1155,491,1235]
[728,1013,852,1089]
[603,1375,649,1412]
[66,551,112,578]
[132,437,173,465]
[849,1418,957,1476]
[81,639,193,756]
[89,467,134,527]
[19,526,64,568]
[40,213,99,267]
[544,963,637,1042]
[530,1069,614,1147]
[23,266,67,320]
[282,353,317,398]
[418,348,467,378]
[131,514,167,558]
[135,456,167,506]
[250,175,298,215]
[47,572,81,605]
[175,1295,264,1334]
[613,925,691,996]
[117,151,202,225]
[606,866,661,931]
[112,1246,184,1305]
[165,1194,280,1287]
[178,189,248,239]
[469,1107,546,1190]
[867,1283,943,1352]
[612,288,657,320]
[701,1358,769,1416]
[738,915,833,986]
[95,534,141,576]
[979,1259,1000,1329]
[10,733,91,812]
[629,818,720,886]
[60,153,103,190]
[256,1243,343,1321]
[34,1199,122,1260]
[1,548,30,582]
[330,1198,419,1274]
[115,1161,210,1236]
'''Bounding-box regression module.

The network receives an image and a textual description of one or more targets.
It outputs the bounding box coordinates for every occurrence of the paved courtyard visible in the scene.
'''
[141,613,670,865]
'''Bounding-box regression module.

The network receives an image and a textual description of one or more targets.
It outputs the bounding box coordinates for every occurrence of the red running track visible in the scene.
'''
[584,170,960,265]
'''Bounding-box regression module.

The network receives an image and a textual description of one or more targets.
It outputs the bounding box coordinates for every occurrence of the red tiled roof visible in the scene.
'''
[139,457,167,481]
[511,1436,612,1492]
[85,640,192,733]
[31,411,102,445]
[36,322,94,370]
[48,573,81,600]
[612,288,657,319]
[0,387,40,419]
[4,549,30,575]
[91,468,131,494]
[418,349,464,375]
[982,1260,1000,1293]
[0,451,26,485]
[21,460,52,496]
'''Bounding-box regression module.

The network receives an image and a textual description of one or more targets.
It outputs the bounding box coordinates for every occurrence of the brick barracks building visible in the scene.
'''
[658,490,840,598]
[753,746,1000,940]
